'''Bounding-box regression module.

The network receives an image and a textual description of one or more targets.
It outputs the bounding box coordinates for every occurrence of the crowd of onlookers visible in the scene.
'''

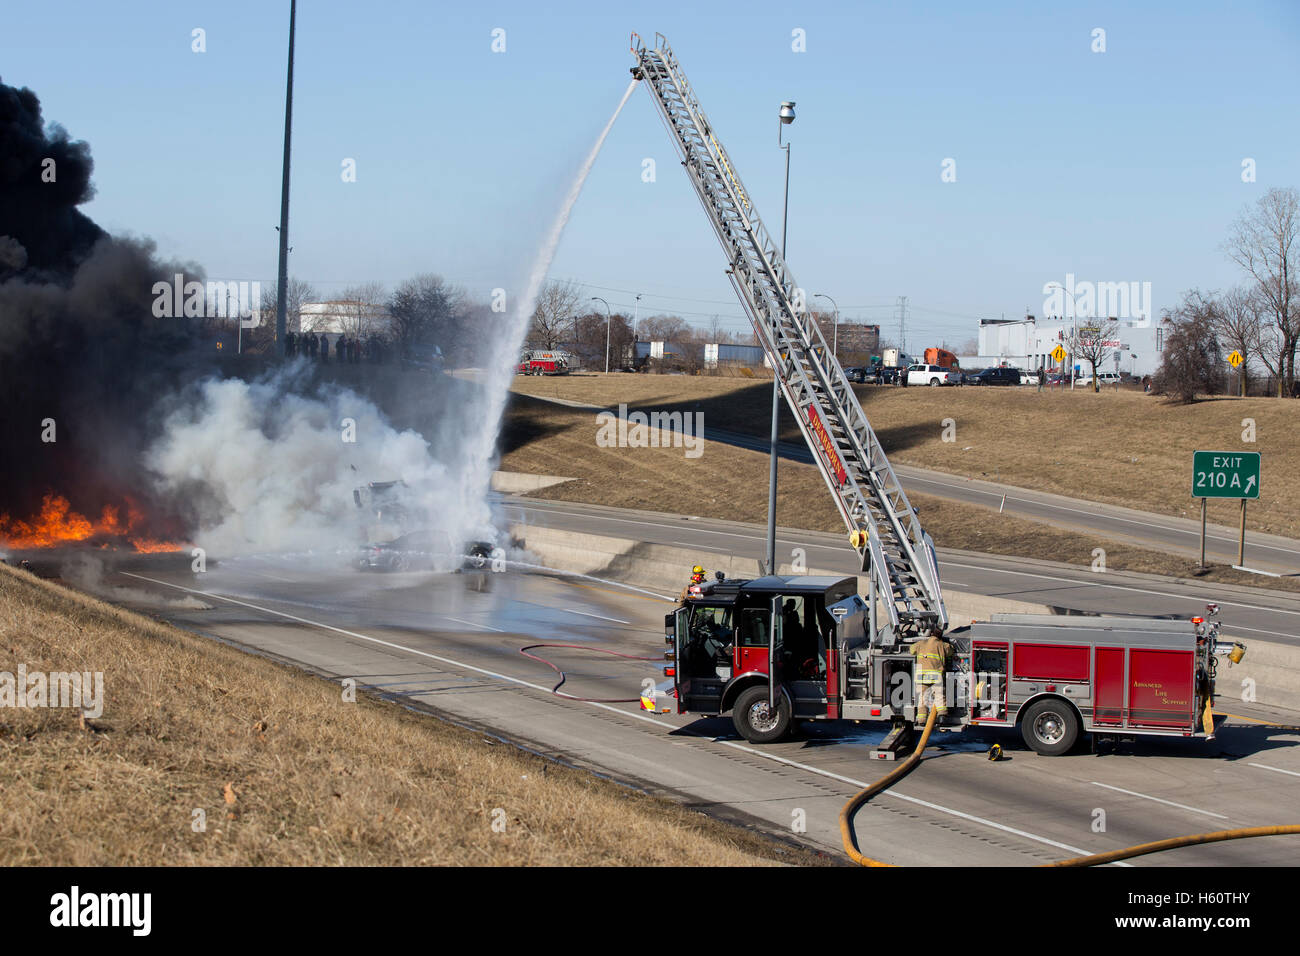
[283,331,390,363]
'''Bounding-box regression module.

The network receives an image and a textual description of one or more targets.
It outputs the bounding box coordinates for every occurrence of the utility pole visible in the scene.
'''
[766,101,795,577]
[896,295,907,356]
[274,0,297,360]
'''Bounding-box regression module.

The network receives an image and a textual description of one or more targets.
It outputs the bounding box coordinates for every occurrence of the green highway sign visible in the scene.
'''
[1192,451,1260,499]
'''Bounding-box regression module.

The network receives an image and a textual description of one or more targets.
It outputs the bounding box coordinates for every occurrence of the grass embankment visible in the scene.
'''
[501,388,1300,593]
[0,563,816,866]
[511,374,1300,539]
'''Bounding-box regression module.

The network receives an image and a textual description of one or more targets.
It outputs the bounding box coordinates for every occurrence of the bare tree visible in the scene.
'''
[527,279,583,350]
[1225,186,1299,396]
[1153,292,1224,402]
[334,282,388,339]
[1212,286,1266,396]
[388,274,463,358]
[1065,317,1120,390]
[256,277,316,350]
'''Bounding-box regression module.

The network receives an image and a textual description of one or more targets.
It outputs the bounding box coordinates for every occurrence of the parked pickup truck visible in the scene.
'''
[905,364,961,387]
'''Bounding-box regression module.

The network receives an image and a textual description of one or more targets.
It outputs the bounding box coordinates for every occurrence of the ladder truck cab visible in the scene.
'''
[633,32,1245,755]
[667,585,1240,755]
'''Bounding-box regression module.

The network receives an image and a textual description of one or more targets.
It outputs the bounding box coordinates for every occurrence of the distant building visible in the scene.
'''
[814,318,880,360]
[298,300,392,338]
[977,315,1163,377]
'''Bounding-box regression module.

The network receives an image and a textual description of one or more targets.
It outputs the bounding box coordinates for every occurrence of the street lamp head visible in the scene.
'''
[779,101,796,124]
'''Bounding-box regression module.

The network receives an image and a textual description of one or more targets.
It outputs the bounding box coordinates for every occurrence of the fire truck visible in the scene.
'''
[668,575,1238,754]
[632,34,1245,755]
[517,349,572,376]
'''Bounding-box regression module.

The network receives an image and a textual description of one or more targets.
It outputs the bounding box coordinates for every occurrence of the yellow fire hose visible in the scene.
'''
[839,708,1300,867]
[838,708,937,867]
[1045,825,1300,867]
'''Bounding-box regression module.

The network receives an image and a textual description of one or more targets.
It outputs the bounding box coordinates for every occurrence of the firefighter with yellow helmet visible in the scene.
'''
[678,565,707,603]
[909,626,953,721]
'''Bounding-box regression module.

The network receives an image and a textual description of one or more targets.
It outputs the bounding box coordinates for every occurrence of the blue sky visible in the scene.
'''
[4,0,1298,344]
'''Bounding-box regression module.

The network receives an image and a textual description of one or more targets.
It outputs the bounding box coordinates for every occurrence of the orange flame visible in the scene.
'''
[0,494,186,553]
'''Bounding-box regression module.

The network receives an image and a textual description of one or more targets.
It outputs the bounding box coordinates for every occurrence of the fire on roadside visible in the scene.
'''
[0,494,187,553]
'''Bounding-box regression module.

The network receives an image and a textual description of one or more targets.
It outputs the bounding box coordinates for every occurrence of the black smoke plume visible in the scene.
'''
[0,77,209,533]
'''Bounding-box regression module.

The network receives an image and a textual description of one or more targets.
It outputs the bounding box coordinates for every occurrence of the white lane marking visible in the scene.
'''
[509,504,1300,616]
[1091,782,1229,820]
[1222,623,1300,640]
[1248,763,1300,778]
[562,607,631,625]
[940,560,1300,619]
[445,616,505,633]
[122,570,1118,863]
[895,473,1300,558]
[708,739,1118,862]
[510,479,1300,561]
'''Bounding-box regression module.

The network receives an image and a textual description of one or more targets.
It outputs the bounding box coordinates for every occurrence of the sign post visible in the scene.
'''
[1228,349,1244,397]
[1191,450,1260,568]
[1050,345,1066,391]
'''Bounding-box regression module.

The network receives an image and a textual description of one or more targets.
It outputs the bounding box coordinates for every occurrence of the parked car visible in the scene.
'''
[876,366,903,385]
[975,367,1021,386]
[905,364,961,387]
[1077,370,1122,387]
[1020,369,1040,386]
[843,366,866,383]
[959,368,985,386]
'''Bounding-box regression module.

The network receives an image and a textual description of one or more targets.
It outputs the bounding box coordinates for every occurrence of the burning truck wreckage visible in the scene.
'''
[0,77,504,585]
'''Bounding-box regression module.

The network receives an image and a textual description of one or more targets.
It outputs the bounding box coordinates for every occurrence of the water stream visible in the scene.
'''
[464,78,641,540]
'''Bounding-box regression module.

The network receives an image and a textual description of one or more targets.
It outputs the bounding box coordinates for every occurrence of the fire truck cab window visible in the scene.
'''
[689,606,733,663]
[738,608,771,647]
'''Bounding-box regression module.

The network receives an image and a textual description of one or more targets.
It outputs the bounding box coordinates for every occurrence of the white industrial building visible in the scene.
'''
[297,300,392,337]
[973,316,1165,377]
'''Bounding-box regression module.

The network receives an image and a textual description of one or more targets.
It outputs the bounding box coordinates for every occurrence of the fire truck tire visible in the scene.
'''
[732,685,791,743]
[1020,698,1080,756]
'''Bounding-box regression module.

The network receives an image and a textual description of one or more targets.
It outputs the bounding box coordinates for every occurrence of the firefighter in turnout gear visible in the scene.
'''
[910,627,954,721]
[678,565,707,603]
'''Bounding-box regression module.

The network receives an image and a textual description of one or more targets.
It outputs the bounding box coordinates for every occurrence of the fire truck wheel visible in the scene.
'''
[1020,698,1080,756]
[732,685,791,743]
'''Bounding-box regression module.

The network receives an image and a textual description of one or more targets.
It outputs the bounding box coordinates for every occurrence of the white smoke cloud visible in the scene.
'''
[145,369,495,559]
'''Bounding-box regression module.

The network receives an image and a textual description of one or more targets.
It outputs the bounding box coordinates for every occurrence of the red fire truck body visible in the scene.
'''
[667,577,1234,755]
[517,350,571,376]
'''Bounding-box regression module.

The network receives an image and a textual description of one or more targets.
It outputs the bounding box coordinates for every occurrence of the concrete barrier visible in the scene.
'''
[509,521,1300,712]
[491,471,574,494]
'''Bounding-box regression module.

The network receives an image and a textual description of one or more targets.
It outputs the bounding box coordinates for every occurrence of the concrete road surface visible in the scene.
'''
[517,391,1300,576]
[503,497,1300,650]
[104,555,1299,867]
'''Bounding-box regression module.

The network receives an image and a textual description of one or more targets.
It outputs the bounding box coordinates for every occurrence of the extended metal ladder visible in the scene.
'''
[631,33,946,635]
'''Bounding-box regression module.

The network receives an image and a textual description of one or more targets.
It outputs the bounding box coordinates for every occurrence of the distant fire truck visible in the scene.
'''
[635,34,1245,756]
[517,349,572,376]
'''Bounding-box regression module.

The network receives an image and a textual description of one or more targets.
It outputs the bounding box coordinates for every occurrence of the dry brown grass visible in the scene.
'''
[0,563,823,866]
[501,393,1299,593]
[511,374,1300,539]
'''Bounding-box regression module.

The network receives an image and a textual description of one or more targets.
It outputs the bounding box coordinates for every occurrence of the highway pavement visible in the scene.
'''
[502,496,1300,650]
[519,391,1300,576]
[102,547,1300,867]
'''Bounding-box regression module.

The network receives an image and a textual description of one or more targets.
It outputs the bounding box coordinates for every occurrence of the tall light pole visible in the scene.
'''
[633,293,642,339]
[591,296,612,373]
[814,292,839,363]
[274,0,297,360]
[765,100,795,577]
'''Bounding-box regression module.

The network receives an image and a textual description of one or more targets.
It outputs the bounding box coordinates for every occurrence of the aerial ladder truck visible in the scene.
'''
[632,34,1243,755]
